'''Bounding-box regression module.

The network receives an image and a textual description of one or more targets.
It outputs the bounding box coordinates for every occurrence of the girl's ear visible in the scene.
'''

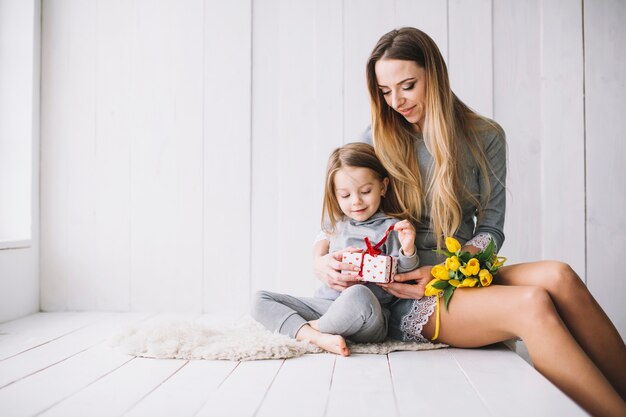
[381,177,389,196]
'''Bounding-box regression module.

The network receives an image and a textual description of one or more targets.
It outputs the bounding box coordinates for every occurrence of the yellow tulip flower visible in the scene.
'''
[492,256,507,268]
[445,237,462,253]
[459,278,479,287]
[425,286,441,297]
[445,256,461,272]
[425,279,442,296]
[479,269,493,286]
[449,279,461,288]
[431,265,450,281]
[459,258,480,276]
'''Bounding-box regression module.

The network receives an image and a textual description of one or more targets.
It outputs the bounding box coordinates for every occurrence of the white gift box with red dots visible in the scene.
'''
[342,252,397,283]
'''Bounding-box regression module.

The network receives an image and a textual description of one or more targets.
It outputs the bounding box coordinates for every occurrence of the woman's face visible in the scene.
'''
[374,58,426,130]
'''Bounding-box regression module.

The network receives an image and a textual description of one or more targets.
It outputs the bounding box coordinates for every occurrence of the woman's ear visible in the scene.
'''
[381,177,389,196]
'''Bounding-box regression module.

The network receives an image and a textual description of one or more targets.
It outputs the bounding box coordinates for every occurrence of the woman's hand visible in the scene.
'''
[377,265,434,299]
[313,246,363,292]
[394,220,416,256]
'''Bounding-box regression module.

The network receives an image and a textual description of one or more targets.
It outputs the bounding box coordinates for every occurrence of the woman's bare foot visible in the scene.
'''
[296,323,350,356]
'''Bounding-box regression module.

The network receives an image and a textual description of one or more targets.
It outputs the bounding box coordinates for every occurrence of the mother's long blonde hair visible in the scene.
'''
[366,27,501,246]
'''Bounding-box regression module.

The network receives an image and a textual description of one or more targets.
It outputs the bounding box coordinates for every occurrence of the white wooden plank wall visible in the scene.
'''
[40,0,93,310]
[493,0,542,265]
[448,0,493,118]
[92,0,133,311]
[343,0,393,141]
[540,0,585,277]
[251,0,340,298]
[203,0,252,314]
[37,0,626,336]
[584,0,626,336]
[130,0,205,312]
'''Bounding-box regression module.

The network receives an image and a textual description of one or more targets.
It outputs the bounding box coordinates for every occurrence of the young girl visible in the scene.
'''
[251,142,418,356]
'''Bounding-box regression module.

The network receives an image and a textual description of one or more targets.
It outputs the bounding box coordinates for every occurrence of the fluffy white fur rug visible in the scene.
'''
[110,316,447,361]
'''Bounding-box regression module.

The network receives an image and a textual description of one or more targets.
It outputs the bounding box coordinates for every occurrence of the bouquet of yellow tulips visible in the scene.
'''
[426,237,507,309]
[425,237,506,340]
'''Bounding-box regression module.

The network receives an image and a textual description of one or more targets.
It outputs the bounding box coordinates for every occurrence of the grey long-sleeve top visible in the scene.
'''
[315,212,419,303]
[361,119,507,266]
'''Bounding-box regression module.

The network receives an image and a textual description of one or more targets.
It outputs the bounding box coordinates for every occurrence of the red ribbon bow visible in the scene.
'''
[358,225,395,277]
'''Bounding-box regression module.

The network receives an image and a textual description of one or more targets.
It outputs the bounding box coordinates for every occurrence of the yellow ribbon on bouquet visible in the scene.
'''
[424,280,443,340]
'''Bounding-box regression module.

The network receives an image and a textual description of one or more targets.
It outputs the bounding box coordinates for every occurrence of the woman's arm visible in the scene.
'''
[377,265,433,299]
[312,239,362,292]
[467,125,507,253]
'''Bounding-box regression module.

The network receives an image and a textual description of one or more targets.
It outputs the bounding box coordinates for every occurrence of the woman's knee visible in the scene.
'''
[517,286,560,329]
[540,261,585,293]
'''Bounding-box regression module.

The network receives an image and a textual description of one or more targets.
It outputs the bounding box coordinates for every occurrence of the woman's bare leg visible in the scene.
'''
[296,322,350,356]
[497,261,626,397]
[418,285,626,417]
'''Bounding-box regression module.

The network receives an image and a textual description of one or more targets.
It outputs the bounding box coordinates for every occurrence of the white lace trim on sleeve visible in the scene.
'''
[465,232,496,252]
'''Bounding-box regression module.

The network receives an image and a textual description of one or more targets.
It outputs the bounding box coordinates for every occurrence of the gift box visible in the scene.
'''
[342,252,397,283]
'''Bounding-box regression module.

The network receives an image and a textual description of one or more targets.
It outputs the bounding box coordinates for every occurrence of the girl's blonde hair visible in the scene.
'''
[366,27,502,246]
[322,143,405,233]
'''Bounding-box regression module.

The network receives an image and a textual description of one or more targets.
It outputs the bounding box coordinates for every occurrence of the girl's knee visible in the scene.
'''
[335,285,382,322]
[342,284,374,298]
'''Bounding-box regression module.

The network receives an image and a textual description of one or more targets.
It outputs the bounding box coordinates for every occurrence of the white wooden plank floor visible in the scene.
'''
[0,313,586,417]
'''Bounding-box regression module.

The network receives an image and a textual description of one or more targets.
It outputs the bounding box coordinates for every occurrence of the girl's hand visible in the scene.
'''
[394,220,416,256]
[313,247,363,292]
[377,265,434,299]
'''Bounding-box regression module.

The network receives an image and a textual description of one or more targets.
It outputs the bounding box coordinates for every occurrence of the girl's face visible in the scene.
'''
[374,58,427,130]
[334,166,388,222]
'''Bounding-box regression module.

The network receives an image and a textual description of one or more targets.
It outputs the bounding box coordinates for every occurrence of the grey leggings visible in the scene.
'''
[251,284,389,343]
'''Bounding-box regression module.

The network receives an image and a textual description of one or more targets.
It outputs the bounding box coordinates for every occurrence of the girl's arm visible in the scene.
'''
[393,220,419,273]
[394,219,416,256]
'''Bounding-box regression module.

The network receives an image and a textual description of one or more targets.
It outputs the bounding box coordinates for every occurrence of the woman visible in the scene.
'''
[313,27,626,417]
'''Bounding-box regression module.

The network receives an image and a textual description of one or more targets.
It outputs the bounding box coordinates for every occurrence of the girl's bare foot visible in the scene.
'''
[315,333,350,356]
[296,323,350,356]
